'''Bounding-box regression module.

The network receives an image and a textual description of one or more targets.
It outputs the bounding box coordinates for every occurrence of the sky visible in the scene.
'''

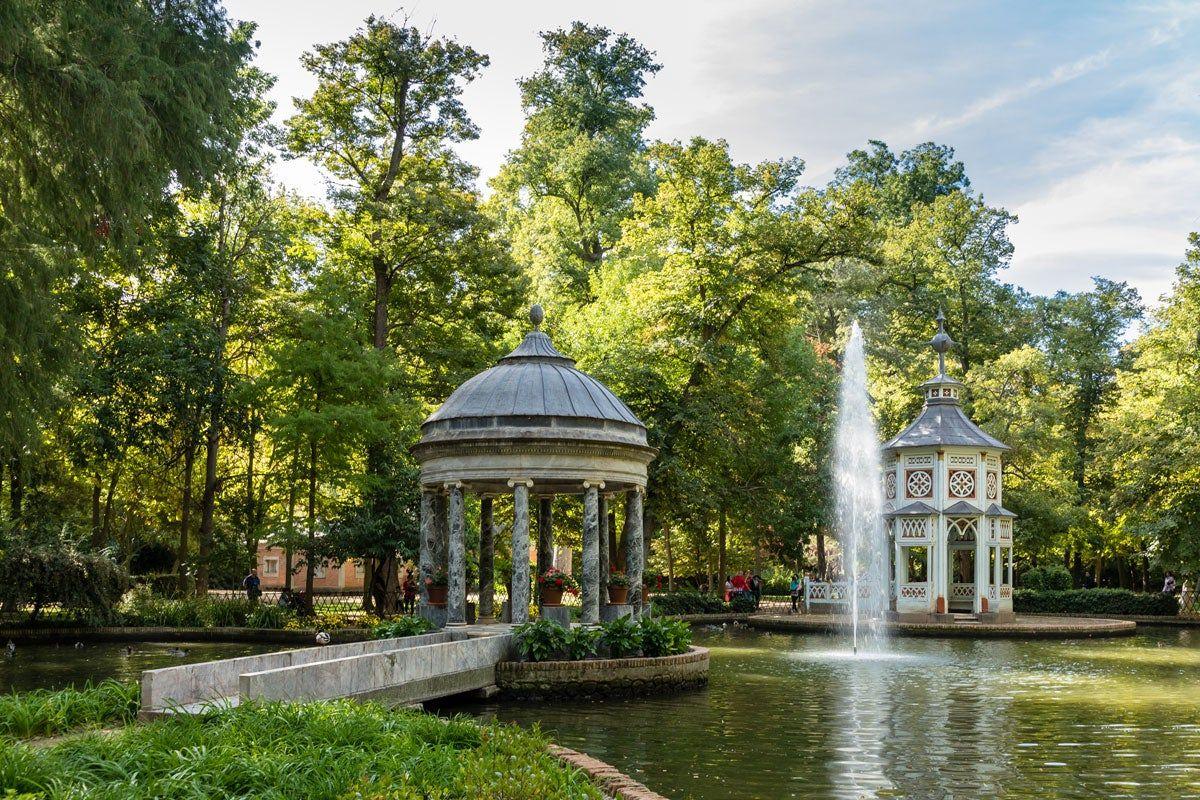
[223,0,1200,304]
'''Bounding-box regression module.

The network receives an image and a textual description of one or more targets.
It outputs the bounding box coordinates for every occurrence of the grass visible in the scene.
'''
[0,701,603,799]
[0,680,139,740]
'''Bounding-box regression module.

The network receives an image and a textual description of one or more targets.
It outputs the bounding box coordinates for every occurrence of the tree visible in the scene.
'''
[491,22,661,304]
[286,16,518,612]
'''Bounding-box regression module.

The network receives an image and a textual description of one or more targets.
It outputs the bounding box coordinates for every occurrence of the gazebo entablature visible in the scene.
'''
[882,312,1017,620]
[410,306,656,629]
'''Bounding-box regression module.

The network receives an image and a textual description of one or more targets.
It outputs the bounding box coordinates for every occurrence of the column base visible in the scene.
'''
[418,605,448,628]
[600,603,632,622]
[540,606,572,627]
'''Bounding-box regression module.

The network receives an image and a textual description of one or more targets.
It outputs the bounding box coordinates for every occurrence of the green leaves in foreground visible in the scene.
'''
[0,680,138,740]
[0,701,602,799]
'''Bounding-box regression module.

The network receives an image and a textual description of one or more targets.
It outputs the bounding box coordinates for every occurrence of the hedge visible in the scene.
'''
[649,590,729,615]
[1013,588,1178,616]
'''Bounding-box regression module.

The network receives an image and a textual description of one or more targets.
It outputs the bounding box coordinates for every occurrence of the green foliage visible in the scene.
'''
[638,617,691,657]
[729,592,758,614]
[513,618,570,662]
[1020,565,1073,591]
[0,680,139,740]
[1013,589,1178,616]
[244,604,295,630]
[0,540,128,622]
[599,616,641,658]
[651,591,728,615]
[0,701,602,798]
[372,616,435,639]
[564,625,603,660]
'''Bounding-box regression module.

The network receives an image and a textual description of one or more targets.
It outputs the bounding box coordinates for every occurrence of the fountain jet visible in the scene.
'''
[833,322,889,654]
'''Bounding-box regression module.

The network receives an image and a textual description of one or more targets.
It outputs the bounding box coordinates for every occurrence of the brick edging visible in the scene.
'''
[549,743,670,800]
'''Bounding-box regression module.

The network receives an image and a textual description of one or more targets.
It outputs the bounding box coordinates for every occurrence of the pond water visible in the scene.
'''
[461,625,1200,799]
[0,641,291,694]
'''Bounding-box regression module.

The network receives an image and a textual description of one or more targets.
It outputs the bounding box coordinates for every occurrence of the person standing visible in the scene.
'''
[1163,572,1176,594]
[242,567,262,602]
[401,569,417,615]
[789,574,801,614]
[724,575,733,603]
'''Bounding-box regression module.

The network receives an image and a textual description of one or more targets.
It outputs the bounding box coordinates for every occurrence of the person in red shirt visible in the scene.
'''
[731,572,749,593]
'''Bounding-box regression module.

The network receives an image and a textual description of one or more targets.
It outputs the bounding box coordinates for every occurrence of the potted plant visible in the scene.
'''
[425,567,448,606]
[538,567,579,606]
[607,571,631,604]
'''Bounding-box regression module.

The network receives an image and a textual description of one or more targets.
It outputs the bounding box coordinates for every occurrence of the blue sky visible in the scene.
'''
[225,0,1200,304]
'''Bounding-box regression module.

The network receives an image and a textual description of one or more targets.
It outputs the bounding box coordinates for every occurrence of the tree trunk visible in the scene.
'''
[663,524,674,591]
[717,509,728,590]
[1071,551,1083,587]
[285,472,297,591]
[306,439,317,597]
[196,296,230,596]
[176,444,196,596]
[99,466,120,545]
[1117,556,1130,589]
[1092,556,1103,587]
[816,527,827,579]
[91,474,103,548]
[245,410,256,559]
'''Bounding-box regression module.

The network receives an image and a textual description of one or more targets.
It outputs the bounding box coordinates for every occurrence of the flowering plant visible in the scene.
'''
[424,567,448,587]
[537,567,579,594]
[606,571,631,587]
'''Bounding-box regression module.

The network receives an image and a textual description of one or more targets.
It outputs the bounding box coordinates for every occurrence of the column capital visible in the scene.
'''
[444,480,464,491]
[582,480,606,490]
[507,478,534,488]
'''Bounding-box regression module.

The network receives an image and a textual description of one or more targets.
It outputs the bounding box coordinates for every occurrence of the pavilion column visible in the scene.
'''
[581,482,602,624]
[598,494,610,600]
[537,497,554,578]
[509,480,532,624]
[433,493,449,576]
[1007,547,1013,586]
[974,518,987,614]
[447,482,466,626]
[478,497,495,622]
[993,542,1002,590]
[624,488,645,618]
[418,488,437,607]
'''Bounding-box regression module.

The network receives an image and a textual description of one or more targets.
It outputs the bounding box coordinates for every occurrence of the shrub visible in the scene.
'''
[245,604,295,629]
[637,617,673,657]
[729,592,758,613]
[564,625,602,660]
[373,616,435,639]
[600,616,641,658]
[513,618,569,662]
[1020,565,1073,590]
[0,680,139,739]
[203,597,253,627]
[1014,588,1178,616]
[606,571,630,587]
[0,541,128,623]
[650,590,728,615]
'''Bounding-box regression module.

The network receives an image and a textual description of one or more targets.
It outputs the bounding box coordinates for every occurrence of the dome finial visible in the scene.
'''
[529,304,544,330]
[929,309,955,376]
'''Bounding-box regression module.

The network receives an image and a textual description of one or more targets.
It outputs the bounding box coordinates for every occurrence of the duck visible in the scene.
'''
[4,640,14,658]
[124,645,134,656]
[168,647,188,657]
[74,641,84,649]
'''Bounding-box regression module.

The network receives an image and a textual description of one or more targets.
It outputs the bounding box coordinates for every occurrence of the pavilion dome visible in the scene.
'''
[411,306,654,493]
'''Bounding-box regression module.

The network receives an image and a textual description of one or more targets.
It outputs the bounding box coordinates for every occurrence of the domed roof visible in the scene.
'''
[424,329,643,429]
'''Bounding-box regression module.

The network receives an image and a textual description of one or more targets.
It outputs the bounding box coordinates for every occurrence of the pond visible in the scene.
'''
[460,625,1200,799]
[0,641,292,694]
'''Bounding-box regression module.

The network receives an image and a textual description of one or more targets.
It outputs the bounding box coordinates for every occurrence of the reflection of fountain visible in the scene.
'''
[833,322,889,654]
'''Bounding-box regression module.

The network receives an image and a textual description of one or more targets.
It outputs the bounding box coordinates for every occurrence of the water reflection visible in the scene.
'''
[453,625,1200,800]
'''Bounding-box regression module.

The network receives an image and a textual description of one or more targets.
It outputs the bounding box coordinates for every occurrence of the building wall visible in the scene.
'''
[255,542,365,591]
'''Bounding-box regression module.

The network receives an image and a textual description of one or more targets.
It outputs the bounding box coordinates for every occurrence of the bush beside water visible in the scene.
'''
[0,701,603,799]
[649,590,729,615]
[1014,588,1178,616]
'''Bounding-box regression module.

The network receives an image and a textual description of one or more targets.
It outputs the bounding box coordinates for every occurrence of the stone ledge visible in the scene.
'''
[0,626,373,645]
[498,647,709,699]
[748,614,1136,639]
[548,744,670,800]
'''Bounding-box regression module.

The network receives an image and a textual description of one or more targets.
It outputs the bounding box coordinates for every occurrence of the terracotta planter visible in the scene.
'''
[427,585,448,606]
[608,585,629,604]
[541,586,564,606]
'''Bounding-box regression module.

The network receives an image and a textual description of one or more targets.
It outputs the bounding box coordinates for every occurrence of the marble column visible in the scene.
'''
[418,489,437,606]
[447,483,466,625]
[509,480,532,624]
[478,496,495,622]
[537,496,554,578]
[624,489,644,619]
[598,494,610,600]
[433,493,449,575]
[582,482,601,624]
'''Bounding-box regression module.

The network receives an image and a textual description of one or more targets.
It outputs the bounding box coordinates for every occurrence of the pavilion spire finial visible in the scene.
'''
[529,304,544,330]
[929,309,955,377]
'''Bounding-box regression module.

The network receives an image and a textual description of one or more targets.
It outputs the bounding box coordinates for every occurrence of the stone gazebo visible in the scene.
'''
[883,313,1017,622]
[410,306,656,627]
